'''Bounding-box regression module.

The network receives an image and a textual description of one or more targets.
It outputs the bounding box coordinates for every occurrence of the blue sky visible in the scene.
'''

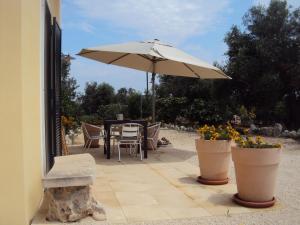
[62,0,299,93]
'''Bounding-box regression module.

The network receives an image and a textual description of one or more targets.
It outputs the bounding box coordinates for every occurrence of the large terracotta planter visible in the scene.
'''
[232,146,282,207]
[195,138,232,185]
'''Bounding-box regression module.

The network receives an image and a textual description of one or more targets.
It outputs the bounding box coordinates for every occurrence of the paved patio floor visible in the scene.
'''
[33,137,280,224]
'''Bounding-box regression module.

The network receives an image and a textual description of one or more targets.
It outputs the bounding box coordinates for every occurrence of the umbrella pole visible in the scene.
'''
[146,72,149,97]
[151,72,156,123]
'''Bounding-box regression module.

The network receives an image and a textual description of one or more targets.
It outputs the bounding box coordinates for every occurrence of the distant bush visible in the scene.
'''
[98,104,128,120]
[80,114,103,125]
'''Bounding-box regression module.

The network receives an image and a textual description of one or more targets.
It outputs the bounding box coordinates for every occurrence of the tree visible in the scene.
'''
[224,0,300,127]
[115,87,128,104]
[80,82,115,115]
[61,54,79,118]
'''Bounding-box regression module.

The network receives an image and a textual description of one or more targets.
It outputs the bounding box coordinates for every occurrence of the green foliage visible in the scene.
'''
[79,114,102,125]
[238,106,256,126]
[97,104,128,120]
[61,55,79,118]
[224,0,300,128]
[188,99,231,125]
[273,100,288,122]
[156,96,188,122]
[80,82,115,115]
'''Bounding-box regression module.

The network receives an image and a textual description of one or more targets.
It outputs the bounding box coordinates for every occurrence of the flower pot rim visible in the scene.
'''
[232,146,281,151]
[196,138,232,142]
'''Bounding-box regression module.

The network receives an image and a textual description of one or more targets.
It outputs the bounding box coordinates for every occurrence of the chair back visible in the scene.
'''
[81,123,91,139]
[147,122,161,150]
[121,123,141,139]
[148,122,161,138]
[82,122,103,137]
[110,124,122,136]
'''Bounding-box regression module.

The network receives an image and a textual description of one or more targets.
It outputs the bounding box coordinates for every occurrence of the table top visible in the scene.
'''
[104,119,147,125]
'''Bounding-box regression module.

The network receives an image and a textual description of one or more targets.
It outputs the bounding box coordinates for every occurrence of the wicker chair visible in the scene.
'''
[145,122,161,150]
[82,122,103,148]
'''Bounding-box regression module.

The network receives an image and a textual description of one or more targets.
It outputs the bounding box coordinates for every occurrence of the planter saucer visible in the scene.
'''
[197,176,229,185]
[232,193,276,208]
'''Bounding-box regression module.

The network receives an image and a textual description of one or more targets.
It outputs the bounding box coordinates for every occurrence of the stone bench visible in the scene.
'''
[43,153,96,188]
[42,153,105,222]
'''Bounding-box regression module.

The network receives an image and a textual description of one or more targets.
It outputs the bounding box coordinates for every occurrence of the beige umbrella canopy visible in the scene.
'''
[77,39,230,122]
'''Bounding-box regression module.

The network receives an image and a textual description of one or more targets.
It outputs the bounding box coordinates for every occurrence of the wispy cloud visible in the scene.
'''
[69,0,231,44]
[63,21,95,33]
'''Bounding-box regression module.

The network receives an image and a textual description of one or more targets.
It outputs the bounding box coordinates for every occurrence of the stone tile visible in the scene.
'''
[92,178,112,192]
[148,166,189,188]
[180,185,223,201]
[109,181,154,192]
[194,192,252,215]
[93,191,121,208]
[115,192,158,206]
[121,205,171,222]
[163,207,211,219]
[171,162,199,175]
[151,189,197,208]
[103,207,127,223]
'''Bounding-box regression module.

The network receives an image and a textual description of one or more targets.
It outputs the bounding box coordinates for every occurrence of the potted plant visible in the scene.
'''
[195,124,239,185]
[232,136,282,208]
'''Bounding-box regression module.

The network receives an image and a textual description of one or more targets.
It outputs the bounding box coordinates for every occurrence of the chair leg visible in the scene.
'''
[118,143,121,162]
[135,144,138,157]
[84,139,89,148]
[112,139,116,154]
[151,141,155,151]
[140,143,143,161]
[88,139,92,149]
[85,140,90,149]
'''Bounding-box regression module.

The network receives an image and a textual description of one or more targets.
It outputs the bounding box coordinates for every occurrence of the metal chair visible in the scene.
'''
[117,123,143,161]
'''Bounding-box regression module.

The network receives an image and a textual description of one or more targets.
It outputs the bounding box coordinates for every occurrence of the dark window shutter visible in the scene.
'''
[44,2,54,171]
[44,4,62,172]
[53,17,62,157]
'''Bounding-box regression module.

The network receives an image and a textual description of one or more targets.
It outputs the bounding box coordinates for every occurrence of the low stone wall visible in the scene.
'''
[250,123,300,139]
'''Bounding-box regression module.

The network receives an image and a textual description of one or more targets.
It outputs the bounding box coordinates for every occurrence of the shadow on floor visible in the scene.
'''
[68,144,197,165]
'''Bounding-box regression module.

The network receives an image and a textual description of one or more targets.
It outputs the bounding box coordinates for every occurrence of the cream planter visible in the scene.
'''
[232,146,281,207]
[195,138,232,184]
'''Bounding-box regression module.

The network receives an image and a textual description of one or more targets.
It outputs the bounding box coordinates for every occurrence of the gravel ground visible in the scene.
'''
[107,129,300,225]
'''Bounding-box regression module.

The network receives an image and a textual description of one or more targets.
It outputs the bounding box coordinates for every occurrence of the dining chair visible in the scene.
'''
[82,122,104,149]
[146,122,161,151]
[117,123,143,161]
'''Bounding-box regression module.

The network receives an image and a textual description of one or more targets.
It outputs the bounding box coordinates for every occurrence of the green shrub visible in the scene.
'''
[80,114,102,125]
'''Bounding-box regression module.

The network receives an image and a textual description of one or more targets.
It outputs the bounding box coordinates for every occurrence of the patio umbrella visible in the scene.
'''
[77,39,231,122]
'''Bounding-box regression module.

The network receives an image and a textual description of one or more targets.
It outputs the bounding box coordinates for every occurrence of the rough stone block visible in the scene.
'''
[45,186,106,222]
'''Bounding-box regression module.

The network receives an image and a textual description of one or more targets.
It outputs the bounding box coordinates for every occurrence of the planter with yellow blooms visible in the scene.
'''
[232,136,282,208]
[195,124,239,185]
